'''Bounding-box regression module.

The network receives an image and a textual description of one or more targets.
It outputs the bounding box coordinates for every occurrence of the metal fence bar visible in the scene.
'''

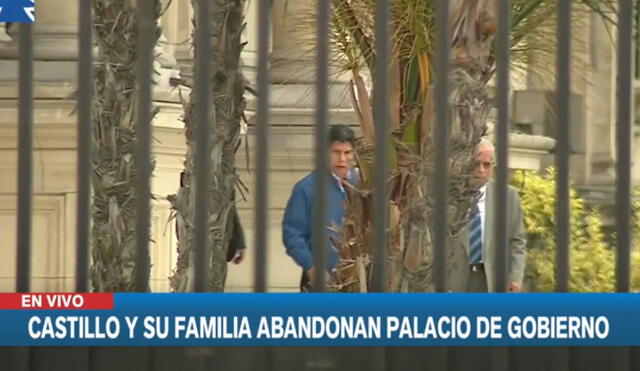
[635,0,640,78]
[616,0,633,294]
[494,0,510,295]
[193,0,213,292]
[133,0,155,293]
[555,0,571,294]
[135,1,156,365]
[371,0,390,294]
[555,2,572,370]
[491,347,510,371]
[75,5,94,371]
[75,0,93,293]
[17,23,34,294]
[494,0,511,369]
[615,2,634,367]
[15,21,34,371]
[371,1,391,369]
[10,347,30,371]
[312,0,330,293]
[254,0,270,294]
[433,0,450,294]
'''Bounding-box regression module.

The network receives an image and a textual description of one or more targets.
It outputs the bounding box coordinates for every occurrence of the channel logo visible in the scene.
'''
[0,0,35,23]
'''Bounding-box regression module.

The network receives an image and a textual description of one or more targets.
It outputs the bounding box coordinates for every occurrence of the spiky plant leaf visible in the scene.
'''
[168,0,247,292]
[321,0,619,292]
[90,0,161,292]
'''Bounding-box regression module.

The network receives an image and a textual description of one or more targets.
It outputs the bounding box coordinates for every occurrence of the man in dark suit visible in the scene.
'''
[448,138,526,292]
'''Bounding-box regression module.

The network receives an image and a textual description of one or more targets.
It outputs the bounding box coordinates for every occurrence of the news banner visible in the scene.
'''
[1,293,640,346]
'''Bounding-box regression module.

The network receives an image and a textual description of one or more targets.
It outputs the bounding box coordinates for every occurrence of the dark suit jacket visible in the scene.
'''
[179,171,246,262]
[226,207,246,262]
[447,181,526,292]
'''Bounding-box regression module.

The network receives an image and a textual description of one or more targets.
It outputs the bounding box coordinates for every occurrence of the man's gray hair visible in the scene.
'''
[476,137,495,153]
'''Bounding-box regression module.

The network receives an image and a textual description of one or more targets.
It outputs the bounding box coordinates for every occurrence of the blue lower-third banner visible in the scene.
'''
[0,293,639,346]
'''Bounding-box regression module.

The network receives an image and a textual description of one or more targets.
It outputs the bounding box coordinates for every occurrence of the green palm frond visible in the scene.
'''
[321,0,621,292]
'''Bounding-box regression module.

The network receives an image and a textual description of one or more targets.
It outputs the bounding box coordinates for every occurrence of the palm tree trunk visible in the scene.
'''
[169,0,246,292]
[91,0,160,292]
[331,0,495,292]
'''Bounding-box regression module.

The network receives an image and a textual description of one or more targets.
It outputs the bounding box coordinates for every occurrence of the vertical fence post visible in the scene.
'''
[494,0,512,369]
[16,23,34,294]
[134,0,155,293]
[254,1,272,369]
[193,0,213,292]
[615,2,633,369]
[555,2,573,370]
[370,1,391,370]
[76,2,94,368]
[555,0,571,295]
[433,0,450,294]
[76,0,93,294]
[254,0,271,295]
[433,0,452,364]
[494,0,511,296]
[312,0,330,293]
[616,0,633,295]
[371,0,390,294]
[13,21,34,371]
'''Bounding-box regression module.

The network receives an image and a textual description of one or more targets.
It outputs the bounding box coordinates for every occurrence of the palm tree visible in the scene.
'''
[90,0,161,291]
[324,0,617,292]
[168,0,247,292]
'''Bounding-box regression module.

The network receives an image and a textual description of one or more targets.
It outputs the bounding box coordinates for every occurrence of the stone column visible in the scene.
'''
[241,0,259,86]
[585,11,617,186]
[0,0,79,291]
[0,23,11,44]
[0,1,80,101]
[516,9,613,187]
[153,33,183,102]
[161,0,193,84]
[270,0,316,84]
[0,0,78,60]
[265,0,353,127]
[270,0,351,85]
[0,0,188,292]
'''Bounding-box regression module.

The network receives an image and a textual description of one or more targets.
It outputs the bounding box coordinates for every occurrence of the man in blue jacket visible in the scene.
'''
[282,124,357,291]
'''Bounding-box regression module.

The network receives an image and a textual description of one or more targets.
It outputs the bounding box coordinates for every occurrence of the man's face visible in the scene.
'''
[472,145,494,189]
[329,141,354,179]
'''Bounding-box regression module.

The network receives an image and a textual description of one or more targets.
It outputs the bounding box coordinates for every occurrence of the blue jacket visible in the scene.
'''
[282,170,357,271]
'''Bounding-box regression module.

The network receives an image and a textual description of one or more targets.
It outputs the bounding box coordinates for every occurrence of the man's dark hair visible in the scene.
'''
[328,124,356,146]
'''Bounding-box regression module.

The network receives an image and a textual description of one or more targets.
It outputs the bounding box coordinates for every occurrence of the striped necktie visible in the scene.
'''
[469,203,482,264]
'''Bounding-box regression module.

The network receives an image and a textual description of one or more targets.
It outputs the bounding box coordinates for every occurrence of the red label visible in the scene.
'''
[0,293,114,309]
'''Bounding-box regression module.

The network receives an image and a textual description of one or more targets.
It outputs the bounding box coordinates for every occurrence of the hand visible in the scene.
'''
[231,249,245,265]
[307,267,316,283]
[508,282,521,292]
[300,267,316,292]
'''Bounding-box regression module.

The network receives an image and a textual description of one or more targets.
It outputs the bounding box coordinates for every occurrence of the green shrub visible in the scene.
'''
[511,168,640,292]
